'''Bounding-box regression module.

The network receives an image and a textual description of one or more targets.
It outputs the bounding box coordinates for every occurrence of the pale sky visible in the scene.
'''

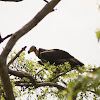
[0,0,100,67]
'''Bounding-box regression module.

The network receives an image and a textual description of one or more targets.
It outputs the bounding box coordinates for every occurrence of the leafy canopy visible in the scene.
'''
[0,51,99,100]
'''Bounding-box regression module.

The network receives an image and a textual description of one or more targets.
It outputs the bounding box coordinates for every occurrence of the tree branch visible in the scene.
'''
[9,68,66,90]
[50,68,72,82]
[37,82,66,90]
[7,46,27,67]
[61,79,67,86]
[44,0,49,3]
[0,59,15,100]
[35,69,43,80]
[0,34,13,44]
[8,69,37,87]
[0,0,22,2]
[15,81,66,90]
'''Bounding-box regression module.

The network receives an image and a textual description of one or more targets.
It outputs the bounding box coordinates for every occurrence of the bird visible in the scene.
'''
[28,45,84,67]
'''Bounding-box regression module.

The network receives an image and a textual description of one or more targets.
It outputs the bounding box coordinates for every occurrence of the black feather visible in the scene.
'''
[37,48,84,66]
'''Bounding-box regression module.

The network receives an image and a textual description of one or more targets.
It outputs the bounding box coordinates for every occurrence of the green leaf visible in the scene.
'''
[96,29,100,41]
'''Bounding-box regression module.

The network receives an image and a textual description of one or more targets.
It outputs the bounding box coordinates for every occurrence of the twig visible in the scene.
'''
[43,0,56,11]
[50,66,83,82]
[89,67,100,71]
[0,34,13,44]
[50,68,72,82]
[61,79,67,86]
[7,46,27,67]
[44,0,49,3]
[35,69,43,80]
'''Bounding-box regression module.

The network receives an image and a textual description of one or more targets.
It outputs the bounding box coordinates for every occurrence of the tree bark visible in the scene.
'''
[0,58,15,100]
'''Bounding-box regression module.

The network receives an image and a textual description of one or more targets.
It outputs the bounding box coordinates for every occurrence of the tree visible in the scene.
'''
[6,50,100,100]
[0,0,61,100]
[0,0,100,100]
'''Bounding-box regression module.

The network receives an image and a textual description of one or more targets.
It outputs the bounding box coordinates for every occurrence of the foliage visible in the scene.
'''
[0,51,99,99]
[96,29,100,41]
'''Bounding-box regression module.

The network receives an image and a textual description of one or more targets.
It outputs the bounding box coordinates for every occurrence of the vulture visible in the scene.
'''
[28,45,84,67]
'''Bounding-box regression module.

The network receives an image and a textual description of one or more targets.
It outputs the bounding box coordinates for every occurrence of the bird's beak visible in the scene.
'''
[28,51,30,54]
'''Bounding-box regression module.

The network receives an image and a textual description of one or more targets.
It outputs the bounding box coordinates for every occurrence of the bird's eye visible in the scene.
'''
[28,51,30,54]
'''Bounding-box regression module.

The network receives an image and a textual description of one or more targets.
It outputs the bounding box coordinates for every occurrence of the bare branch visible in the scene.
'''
[7,46,27,67]
[2,34,13,42]
[44,0,49,3]
[61,79,67,86]
[0,0,22,2]
[0,34,13,44]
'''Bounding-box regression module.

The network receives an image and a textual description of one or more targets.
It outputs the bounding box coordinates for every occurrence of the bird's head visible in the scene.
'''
[28,45,37,54]
[28,45,39,57]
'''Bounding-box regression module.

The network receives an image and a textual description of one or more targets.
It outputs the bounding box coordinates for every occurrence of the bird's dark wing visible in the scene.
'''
[50,58,84,66]
[38,48,49,59]
[39,48,49,53]
[61,58,84,67]
[40,49,74,64]
[40,49,84,66]
[53,59,68,65]
[68,58,84,66]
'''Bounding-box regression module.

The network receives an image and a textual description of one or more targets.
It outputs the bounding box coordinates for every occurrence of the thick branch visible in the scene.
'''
[8,69,37,87]
[37,82,66,90]
[0,59,15,100]
[15,81,66,90]
[7,46,27,67]
[8,69,66,90]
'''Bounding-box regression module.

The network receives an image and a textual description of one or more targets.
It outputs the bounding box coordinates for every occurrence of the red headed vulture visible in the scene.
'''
[28,45,84,67]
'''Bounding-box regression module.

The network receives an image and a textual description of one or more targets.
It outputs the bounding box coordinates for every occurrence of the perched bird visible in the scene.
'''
[28,45,84,67]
